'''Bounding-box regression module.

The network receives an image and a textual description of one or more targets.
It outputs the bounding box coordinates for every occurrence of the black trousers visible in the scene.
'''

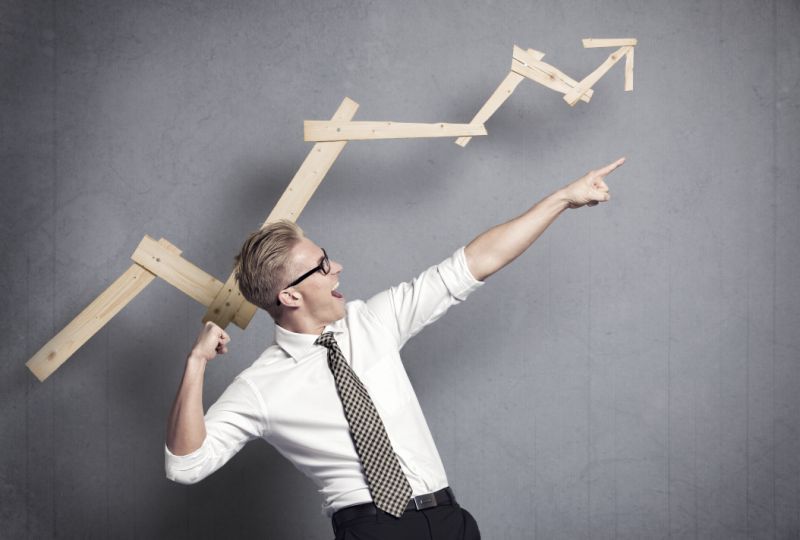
[332,503,481,540]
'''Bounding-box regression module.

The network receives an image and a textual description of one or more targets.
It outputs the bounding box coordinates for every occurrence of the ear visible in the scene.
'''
[277,288,302,308]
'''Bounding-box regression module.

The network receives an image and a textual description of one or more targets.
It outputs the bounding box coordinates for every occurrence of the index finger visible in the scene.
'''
[596,156,626,177]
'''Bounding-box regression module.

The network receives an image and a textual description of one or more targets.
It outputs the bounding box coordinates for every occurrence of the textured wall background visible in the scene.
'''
[2,0,799,538]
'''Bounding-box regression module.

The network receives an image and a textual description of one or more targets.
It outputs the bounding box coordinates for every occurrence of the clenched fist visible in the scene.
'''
[561,157,625,209]
[189,321,231,363]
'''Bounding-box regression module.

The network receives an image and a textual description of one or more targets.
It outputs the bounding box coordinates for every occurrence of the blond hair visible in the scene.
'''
[234,220,304,319]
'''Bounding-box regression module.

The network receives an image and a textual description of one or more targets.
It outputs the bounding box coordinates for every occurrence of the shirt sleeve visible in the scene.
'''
[165,374,268,485]
[364,246,484,349]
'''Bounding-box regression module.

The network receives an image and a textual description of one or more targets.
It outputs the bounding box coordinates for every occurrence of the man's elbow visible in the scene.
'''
[165,467,205,485]
[464,252,498,282]
[164,440,211,485]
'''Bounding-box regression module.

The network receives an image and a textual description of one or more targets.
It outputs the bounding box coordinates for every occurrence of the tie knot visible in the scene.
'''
[315,331,336,349]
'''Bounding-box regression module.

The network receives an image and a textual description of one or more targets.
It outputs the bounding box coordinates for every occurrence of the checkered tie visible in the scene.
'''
[315,331,412,518]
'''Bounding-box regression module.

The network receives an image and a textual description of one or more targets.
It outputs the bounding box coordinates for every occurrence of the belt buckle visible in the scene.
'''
[413,492,437,510]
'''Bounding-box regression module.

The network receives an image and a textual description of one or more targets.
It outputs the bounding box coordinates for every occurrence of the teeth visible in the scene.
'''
[332,282,339,291]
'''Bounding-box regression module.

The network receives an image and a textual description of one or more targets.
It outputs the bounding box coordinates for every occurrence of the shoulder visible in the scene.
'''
[237,343,286,377]
[345,298,385,326]
[345,299,367,315]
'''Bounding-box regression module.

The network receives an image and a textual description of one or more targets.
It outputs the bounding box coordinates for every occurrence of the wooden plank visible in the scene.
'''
[26,238,181,381]
[511,60,593,103]
[625,47,634,91]
[514,46,593,100]
[203,97,359,329]
[582,38,638,48]
[262,99,358,224]
[527,47,546,59]
[231,296,258,329]
[455,71,525,147]
[517,45,546,62]
[304,121,486,142]
[454,46,545,148]
[511,47,593,104]
[563,46,631,106]
[130,235,224,308]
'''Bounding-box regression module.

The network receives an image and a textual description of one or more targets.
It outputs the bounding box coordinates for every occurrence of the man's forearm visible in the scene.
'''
[464,188,569,281]
[166,354,208,455]
[463,157,625,280]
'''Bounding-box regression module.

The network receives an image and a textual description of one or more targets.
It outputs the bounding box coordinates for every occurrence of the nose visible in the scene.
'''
[330,260,343,275]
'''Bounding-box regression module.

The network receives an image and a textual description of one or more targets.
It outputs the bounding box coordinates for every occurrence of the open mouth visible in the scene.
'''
[331,282,344,299]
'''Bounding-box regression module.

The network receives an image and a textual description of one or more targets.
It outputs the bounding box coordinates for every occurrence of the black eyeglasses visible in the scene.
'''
[277,249,330,305]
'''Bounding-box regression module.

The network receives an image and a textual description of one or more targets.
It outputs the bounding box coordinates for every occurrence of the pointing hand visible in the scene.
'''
[561,157,625,209]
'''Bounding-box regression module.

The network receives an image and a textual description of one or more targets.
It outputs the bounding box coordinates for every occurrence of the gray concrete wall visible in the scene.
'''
[2,0,799,538]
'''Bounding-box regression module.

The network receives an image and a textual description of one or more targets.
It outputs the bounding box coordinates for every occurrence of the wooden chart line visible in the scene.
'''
[26,38,637,381]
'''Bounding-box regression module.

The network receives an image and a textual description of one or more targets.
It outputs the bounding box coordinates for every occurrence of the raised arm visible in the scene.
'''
[166,321,230,455]
[464,157,625,281]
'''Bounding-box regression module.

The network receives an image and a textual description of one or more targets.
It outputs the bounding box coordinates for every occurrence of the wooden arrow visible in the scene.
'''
[27,38,638,381]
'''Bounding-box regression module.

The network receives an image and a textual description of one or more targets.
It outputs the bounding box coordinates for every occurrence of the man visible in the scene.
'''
[165,157,625,539]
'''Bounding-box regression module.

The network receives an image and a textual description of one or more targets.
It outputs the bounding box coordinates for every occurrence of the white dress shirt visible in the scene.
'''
[165,247,483,516]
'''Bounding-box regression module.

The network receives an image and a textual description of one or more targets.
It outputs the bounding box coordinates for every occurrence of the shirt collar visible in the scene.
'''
[275,318,347,363]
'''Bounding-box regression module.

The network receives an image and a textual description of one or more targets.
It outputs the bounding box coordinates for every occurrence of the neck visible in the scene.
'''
[276,311,327,335]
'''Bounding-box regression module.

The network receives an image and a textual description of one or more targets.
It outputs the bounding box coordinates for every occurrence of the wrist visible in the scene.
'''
[186,352,209,370]
[548,188,572,211]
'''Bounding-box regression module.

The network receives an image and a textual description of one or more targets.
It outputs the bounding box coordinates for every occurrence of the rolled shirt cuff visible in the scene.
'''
[437,246,484,301]
[164,440,210,483]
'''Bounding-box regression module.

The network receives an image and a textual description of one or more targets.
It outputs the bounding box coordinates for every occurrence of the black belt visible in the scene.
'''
[332,487,456,530]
